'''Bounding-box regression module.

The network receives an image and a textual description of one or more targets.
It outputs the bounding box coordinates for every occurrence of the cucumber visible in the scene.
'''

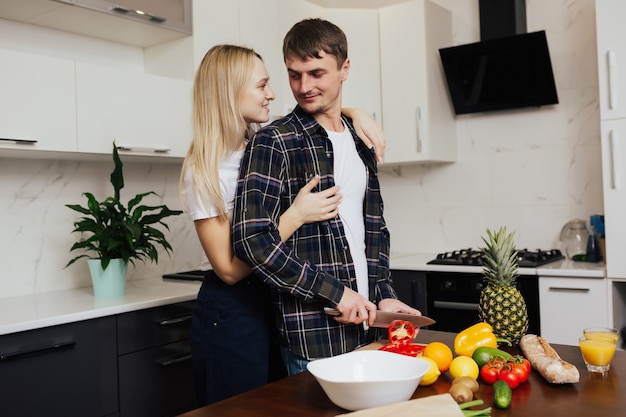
[472,346,513,368]
[493,380,512,409]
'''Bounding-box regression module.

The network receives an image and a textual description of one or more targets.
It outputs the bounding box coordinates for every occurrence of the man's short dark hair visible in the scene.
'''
[282,18,348,69]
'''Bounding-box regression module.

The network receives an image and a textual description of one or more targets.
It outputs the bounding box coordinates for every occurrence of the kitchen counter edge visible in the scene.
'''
[0,276,201,336]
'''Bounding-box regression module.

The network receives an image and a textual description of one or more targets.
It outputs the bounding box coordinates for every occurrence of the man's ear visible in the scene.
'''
[340,58,351,81]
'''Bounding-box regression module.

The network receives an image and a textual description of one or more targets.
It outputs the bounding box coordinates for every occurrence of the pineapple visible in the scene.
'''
[478,227,529,345]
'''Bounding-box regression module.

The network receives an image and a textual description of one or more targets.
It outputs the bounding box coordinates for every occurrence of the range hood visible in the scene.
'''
[479,0,527,41]
[0,0,192,47]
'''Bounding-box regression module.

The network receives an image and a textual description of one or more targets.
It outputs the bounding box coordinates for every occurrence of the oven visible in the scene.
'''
[425,270,540,334]
[421,248,564,335]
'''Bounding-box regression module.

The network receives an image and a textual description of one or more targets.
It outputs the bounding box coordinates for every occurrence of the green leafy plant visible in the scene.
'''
[66,142,182,270]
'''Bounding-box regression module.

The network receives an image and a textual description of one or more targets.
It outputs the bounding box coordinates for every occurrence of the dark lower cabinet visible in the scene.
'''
[0,300,197,417]
[391,269,427,313]
[0,316,119,417]
[117,301,196,417]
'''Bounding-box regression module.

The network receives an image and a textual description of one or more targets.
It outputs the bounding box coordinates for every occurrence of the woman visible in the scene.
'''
[180,44,386,406]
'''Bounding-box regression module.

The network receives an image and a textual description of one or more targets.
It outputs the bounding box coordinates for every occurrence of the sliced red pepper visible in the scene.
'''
[378,320,421,357]
[387,319,416,345]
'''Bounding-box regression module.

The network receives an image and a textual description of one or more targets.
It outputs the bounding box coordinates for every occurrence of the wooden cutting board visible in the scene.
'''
[335,393,464,417]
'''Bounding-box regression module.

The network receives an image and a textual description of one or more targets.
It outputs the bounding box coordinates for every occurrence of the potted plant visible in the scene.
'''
[65,142,182,297]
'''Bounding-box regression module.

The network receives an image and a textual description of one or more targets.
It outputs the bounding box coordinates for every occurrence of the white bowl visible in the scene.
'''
[307,350,429,411]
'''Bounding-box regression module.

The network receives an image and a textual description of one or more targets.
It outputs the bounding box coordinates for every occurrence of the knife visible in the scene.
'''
[323,307,436,328]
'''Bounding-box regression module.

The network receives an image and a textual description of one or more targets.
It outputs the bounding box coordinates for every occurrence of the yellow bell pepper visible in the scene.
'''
[454,322,509,357]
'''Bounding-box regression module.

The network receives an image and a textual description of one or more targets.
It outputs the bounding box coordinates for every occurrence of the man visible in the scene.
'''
[232,18,420,375]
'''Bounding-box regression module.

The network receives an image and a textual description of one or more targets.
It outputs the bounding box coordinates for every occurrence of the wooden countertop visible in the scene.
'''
[178,330,625,417]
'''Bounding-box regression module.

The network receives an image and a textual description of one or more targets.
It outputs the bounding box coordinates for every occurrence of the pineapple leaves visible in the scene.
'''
[481,227,519,287]
[65,142,182,270]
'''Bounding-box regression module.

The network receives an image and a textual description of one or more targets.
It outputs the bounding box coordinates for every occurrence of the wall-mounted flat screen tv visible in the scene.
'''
[439,30,558,115]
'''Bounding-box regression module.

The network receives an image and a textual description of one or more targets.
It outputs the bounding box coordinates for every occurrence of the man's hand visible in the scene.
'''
[332,287,377,325]
[378,298,422,316]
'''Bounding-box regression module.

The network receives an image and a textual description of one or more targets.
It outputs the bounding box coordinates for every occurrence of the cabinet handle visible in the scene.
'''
[0,339,76,362]
[155,352,192,367]
[607,50,618,110]
[548,286,590,293]
[157,315,192,326]
[0,138,37,145]
[415,107,422,153]
[433,301,479,311]
[609,129,620,189]
[116,145,171,154]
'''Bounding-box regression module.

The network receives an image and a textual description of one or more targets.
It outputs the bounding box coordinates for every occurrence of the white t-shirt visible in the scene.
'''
[182,150,244,269]
[326,124,368,301]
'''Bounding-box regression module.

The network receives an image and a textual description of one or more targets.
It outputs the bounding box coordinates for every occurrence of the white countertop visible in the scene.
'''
[0,276,201,336]
[0,253,606,336]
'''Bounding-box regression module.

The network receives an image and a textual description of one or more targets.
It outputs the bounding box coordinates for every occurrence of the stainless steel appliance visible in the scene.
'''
[423,248,564,334]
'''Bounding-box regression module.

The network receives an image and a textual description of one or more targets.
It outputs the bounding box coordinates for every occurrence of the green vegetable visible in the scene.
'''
[472,346,513,368]
[459,399,492,416]
[493,380,512,409]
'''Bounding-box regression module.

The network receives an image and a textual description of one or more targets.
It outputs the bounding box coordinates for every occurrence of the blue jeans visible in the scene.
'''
[280,346,310,376]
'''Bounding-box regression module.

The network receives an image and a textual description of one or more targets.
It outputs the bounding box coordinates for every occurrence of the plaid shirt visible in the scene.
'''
[232,106,396,360]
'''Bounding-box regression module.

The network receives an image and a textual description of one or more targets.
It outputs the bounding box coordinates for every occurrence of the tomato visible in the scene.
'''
[480,362,501,385]
[507,356,531,383]
[498,367,521,389]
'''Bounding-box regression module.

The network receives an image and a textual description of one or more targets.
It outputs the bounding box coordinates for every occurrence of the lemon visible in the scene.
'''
[419,356,441,386]
[449,356,479,380]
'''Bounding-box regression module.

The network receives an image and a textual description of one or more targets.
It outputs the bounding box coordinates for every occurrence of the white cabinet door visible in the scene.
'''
[239,0,286,116]
[379,0,456,164]
[596,0,626,121]
[76,62,193,158]
[324,8,382,124]
[601,119,626,278]
[0,48,77,153]
[539,276,609,345]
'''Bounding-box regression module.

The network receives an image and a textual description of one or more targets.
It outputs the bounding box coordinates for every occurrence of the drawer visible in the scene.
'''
[118,340,195,417]
[0,317,118,416]
[117,300,195,354]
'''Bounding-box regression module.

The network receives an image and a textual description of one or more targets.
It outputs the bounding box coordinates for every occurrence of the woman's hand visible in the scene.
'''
[343,107,386,162]
[291,175,342,224]
[277,176,342,241]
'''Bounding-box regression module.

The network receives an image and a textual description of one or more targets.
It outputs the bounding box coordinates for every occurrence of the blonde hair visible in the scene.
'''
[180,44,261,220]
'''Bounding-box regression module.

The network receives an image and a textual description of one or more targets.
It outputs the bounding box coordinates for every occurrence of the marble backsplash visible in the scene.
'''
[0,0,604,298]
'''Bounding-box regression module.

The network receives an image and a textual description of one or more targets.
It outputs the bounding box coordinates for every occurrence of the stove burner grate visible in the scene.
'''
[427,248,564,268]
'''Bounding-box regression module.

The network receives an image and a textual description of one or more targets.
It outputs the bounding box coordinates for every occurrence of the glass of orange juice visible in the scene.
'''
[583,327,619,343]
[579,335,617,376]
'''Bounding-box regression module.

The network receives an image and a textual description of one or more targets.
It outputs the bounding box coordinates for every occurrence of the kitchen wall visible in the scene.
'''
[380,0,602,253]
[0,0,602,298]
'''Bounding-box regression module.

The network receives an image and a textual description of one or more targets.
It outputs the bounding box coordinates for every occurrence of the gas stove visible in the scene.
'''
[427,248,564,268]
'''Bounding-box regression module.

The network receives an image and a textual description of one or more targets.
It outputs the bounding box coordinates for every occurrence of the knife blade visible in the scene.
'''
[323,307,435,328]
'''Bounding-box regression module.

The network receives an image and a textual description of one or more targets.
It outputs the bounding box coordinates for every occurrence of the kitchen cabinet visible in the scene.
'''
[0,48,77,153]
[0,0,191,48]
[596,0,626,280]
[378,0,456,164]
[76,62,193,158]
[600,119,626,278]
[390,269,427,314]
[323,8,382,123]
[0,300,197,417]
[117,301,196,417]
[0,316,118,417]
[539,276,609,346]
[595,0,626,121]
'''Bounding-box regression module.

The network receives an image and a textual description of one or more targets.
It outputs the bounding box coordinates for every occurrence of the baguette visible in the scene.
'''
[519,334,580,384]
